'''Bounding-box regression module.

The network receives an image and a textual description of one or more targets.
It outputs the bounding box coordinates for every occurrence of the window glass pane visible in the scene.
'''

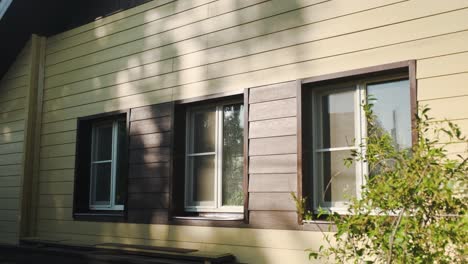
[222,104,244,206]
[319,150,356,204]
[94,124,113,161]
[191,108,216,153]
[190,155,215,203]
[91,162,112,205]
[115,119,127,206]
[319,90,355,149]
[367,79,411,150]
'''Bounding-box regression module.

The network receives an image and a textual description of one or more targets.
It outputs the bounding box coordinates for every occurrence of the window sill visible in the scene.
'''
[73,212,125,222]
[170,215,247,228]
[173,215,243,221]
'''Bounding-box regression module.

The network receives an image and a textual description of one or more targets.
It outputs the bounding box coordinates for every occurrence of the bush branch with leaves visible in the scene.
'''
[305,101,467,263]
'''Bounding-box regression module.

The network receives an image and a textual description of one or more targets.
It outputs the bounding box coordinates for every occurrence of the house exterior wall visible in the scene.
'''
[0,42,31,244]
[0,0,467,263]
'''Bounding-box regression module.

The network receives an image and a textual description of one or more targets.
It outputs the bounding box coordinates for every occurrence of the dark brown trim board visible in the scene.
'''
[408,60,418,145]
[174,90,243,105]
[295,80,303,225]
[301,60,415,85]
[243,88,250,224]
[127,103,173,225]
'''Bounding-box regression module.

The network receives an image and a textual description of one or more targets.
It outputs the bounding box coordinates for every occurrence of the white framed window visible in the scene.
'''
[89,118,126,210]
[185,101,244,213]
[311,75,411,214]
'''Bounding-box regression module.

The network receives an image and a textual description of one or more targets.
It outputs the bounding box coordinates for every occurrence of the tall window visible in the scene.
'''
[89,118,127,210]
[185,101,244,212]
[311,76,411,213]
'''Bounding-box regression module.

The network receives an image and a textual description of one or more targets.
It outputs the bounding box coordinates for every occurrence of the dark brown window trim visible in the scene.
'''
[297,60,417,223]
[243,88,250,224]
[73,109,131,222]
[170,90,249,227]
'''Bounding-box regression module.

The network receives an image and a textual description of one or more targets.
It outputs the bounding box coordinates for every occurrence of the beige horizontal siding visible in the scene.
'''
[39,169,74,183]
[41,0,398,94]
[34,229,324,264]
[30,0,468,263]
[0,209,18,221]
[41,30,468,124]
[43,0,459,93]
[0,41,30,245]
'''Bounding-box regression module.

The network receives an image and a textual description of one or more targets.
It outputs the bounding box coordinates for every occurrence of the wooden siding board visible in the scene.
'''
[128,177,169,193]
[249,211,299,229]
[0,176,21,187]
[0,142,24,155]
[129,116,172,135]
[0,131,24,145]
[248,98,296,121]
[130,132,171,149]
[249,136,297,156]
[418,51,468,79]
[249,117,296,139]
[129,162,170,179]
[40,143,76,158]
[39,169,75,183]
[0,210,18,222]
[40,131,76,146]
[249,174,297,193]
[130,103,172,121]
[129,147,171,164]
[128,193,169,209]
[418,72,468,101]
[248,193,296,211]
[0,98,26,114]
[249,82,297,104]
[38,195,73,208]
[0,165,21,176]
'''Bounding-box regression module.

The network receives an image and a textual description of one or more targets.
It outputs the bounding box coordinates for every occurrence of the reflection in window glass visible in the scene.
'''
[319,150,356,204]
[95,125,113,161]
[222,104,244,206]
[115,120,127,206]
[191,155,216,203]
[192,108,216,153]
[91,162,112,205]
[320,89,355,149]
[367,80,411,150]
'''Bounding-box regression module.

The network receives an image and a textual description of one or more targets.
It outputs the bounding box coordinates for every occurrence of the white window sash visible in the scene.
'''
[89,120,123,211]
[185,102,244,213]
[311,75,408,213]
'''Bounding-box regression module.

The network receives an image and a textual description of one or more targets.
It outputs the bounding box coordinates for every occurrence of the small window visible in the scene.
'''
[89,118,127,210]
[310,76,411,213]
[74,112,128,217]
[185,101,244,213]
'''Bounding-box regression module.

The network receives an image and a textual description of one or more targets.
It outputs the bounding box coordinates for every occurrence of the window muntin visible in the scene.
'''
[185,102,244,212]
[90,119,126,210]
[311,76,411,213]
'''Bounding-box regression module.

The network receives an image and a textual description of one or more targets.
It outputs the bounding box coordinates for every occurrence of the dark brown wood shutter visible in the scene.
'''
[246,81,300,229]
[127,102,174,224]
